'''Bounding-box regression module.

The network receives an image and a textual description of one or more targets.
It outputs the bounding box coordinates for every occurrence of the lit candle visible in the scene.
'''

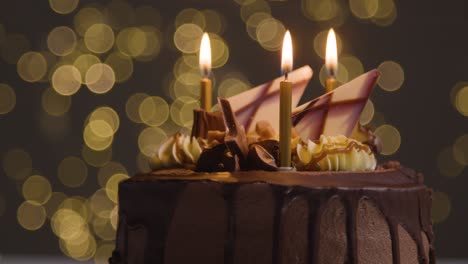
[199,33,212,111]
[279,30,293,168]
[325,28,338,92]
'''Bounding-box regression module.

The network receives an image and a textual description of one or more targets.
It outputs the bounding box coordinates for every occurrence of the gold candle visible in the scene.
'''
[279,30,293,168]
[199,33,212,111]
[325,28,338,93]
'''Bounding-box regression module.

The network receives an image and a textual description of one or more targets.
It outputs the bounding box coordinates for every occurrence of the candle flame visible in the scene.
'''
[281,30,293,77]
[325,28,338,77]
[199,33,211,77]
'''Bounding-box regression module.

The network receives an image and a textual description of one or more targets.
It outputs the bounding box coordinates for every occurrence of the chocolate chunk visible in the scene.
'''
[247,144,278,171]
[191,110,225,139]
[196,143,236,172]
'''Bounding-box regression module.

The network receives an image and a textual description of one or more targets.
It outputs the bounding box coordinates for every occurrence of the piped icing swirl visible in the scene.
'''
[150,134,205,170]
[293,135,377,171]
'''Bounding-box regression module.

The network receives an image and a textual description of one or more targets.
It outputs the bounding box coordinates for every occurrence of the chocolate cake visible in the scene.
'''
[110,68,434,264]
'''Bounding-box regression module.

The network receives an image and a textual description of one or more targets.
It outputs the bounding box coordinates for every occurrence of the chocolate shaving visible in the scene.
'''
[191,110,225,139]
[196,143,236,172]
[219,98,249,170]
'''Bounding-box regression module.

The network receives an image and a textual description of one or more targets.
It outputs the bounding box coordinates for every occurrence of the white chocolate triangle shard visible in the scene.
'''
[292,70,380,141]
[226,65,313,134]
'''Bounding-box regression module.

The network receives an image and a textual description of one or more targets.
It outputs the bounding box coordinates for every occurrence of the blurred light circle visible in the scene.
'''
[58,156,88,188]
[97,161,128,187]
[377,61,405,91]
[89,106,120,134]
[453,134,468,165]
[302,0,340,21]
[52,65,82,96]
[105,173,129,203]
[203,10,225,34]
[74,7,105,36]
[359,99,375,125]
[17,201,47,231]
[62,231,97,261]
[139,96,169,127]
[2,34,31,64]
[83,123,113,151]
[350,0,379,19]
[340,55,364,80]
[47,26,77,56]
[110,205,119,229]
[90,189,115,218]
[17,52,48,82]
[371,0,397,27]
[44,192,67,218]
[0,83,16,114]
[455,86,468,116]
[374,124,401,155]
[138,127,167,157]
[170,96,199,127]
[255,18,286,51]
[49,0,79,14]
[82,145,112,168]
[432,191,451,224]
[175,8,206,29]
[94,243,115,264]
[73,54,101,83]
[318,63,348,88]
[42,87,72,116]
[174,23,203,54]
[2,148,32,180]
[210,34,229,68]
[59,196,91,222]
[85,63,116,94]
[22,175,52,204]
[89,120,114,138]
[51,209,86,240]
[84,24,115,54]
[241,0,271,22]
[437,146,464,178]
[134,26,162,62]
[313,30,343,59]
[218,77,250,98]
[125,93,149,123]
[92,216,115,241]
[105,52,133,83]
[246,12,271,41]
[116,27,146,57]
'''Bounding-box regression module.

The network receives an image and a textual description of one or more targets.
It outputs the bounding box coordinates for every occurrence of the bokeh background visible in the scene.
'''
[0,0,467,262]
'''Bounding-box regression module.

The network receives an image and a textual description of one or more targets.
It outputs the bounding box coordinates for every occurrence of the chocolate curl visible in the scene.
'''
[191,109,225,139]
[219,98,249,170]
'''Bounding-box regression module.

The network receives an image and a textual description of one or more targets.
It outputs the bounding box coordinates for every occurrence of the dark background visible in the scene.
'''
[0,0,467,260]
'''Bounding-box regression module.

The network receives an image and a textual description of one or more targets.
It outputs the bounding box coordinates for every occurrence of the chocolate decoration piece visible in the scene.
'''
[191,110,225,139]
[196,143,236,172]
[247,144,277,171]
[219,98,249,170]
[352,124,383,154]
[110,166,434,264]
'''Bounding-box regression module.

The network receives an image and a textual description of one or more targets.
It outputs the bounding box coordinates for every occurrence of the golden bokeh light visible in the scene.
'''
[105,173,129,203]
[126,93,149,123]
[0,83,16,115]
[44,192,67,218]
[2,34,31,64]
[175,8,206,29]
[170,96,199,127]
[174,23,203,54]
[313,29,343,59]
[60,230,97,261]
[97,161,128,187]
[17,201,47,231]
[93,216,116,240]
[203,10,225,34]
[218,77,251,98]
[90,189,115,218]
[210,33,230,68]
[59,196,91,222]
[302,0,341,21]
[17,52,48,82]
[359,99,375,125]
[138,127,168,157]
[42,87,72,116]
[371,0,397,27]
[105,52,134,83]
[89,106,120,135]
[255,18,285,51]
[116,26,161,61]
[432,191,451,224]
[318,63,348,88]
[374,124,401,155]
[240,0,271,22]
[455,85,468,116]
[22,175,52,205]
[74,7,105,36]
[52,65,82,96]
[52,208,87,240]
[82,145,112,168]
[83,122,114,151]
[85,63,116,94]
[73,54,101,83]
[110,205,119,229]
[377,60,405,91]
[437,146,464,178]
[453,134,468,165]
[246,12,271,41]
[2,148,32,180]
[94,243,115,264]
[139,96,170,127]
[84,24,115,54]
[350,0,379,19]
[47,26,77,56]
[58,156,88,188]
[49,0,79,14]
[340,55,364,80]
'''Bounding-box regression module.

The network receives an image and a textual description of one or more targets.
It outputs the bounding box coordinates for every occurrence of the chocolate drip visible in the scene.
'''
[223,185,238,264]
[191,110,225,139]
